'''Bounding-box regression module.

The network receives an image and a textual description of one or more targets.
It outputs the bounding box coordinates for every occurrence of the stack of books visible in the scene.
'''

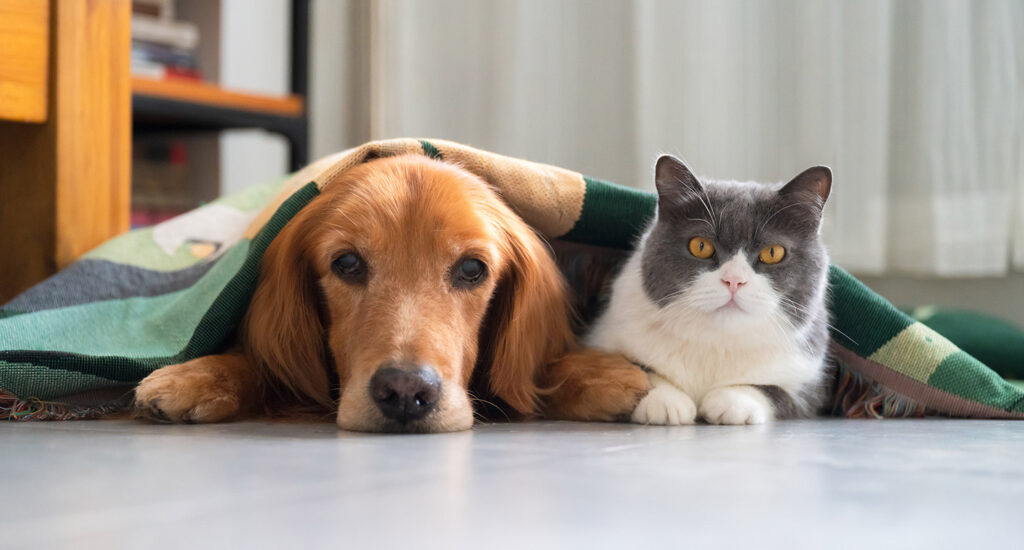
[130,0,201,81]
[131,139,195,227]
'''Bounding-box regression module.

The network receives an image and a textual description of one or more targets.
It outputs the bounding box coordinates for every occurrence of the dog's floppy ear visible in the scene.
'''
[241,210,332,407]
[482,215,575,416]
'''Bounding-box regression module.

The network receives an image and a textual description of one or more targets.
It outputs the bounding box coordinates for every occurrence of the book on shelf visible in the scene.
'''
[131,0,175,20]
[130,59,202,82]
[132,140,196,228]
[131,14,198,51]
[131,40,202,81]
[130,3,202,80]
[131,41,198,69]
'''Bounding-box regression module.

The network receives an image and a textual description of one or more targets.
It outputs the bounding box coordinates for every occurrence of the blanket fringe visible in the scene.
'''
[0,391,128,421]
[2,365,939,421]
[830,364,931,418]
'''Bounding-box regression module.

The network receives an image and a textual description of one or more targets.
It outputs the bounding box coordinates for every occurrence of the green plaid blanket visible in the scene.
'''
[2,138,1022,420]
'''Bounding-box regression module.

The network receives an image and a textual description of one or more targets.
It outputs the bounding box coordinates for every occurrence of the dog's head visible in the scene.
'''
[241,155,573,432]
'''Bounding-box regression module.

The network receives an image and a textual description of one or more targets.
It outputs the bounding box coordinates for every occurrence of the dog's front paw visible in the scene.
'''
[541,350,651,422]
[699,386,771,425]
[133,356,251,424]
[631,384,697,425]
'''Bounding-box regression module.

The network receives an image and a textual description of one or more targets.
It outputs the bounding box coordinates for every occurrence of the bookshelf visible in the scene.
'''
[131,0,310,172]
[132,77,304,115]
[132,76,308,170]
[130,0,310,226]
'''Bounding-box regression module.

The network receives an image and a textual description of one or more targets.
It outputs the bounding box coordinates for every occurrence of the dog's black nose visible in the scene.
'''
[369,364,441,423]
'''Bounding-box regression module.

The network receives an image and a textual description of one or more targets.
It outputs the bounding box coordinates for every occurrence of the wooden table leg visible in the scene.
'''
[0,0,130,303]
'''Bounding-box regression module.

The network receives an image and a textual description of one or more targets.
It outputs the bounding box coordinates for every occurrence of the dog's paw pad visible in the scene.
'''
[133,398,173,423]
[699,387,770,425]
[631,385,697,425]
[133,368,240,424]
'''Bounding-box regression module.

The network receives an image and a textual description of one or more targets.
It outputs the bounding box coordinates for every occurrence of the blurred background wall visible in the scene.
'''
[216,0,1024,323]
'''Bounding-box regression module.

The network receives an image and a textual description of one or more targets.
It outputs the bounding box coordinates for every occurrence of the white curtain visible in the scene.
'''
[368,0,1024,276]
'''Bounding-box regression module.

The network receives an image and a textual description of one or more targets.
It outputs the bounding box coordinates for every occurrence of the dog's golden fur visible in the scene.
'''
[134,155,648,432]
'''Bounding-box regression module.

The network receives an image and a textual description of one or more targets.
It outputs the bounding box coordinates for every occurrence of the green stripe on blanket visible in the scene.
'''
[561,177,656,249]
[1,138,1021,420]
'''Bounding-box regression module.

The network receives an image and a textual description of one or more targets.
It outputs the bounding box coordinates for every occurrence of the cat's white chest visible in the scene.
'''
[586,255,817,402]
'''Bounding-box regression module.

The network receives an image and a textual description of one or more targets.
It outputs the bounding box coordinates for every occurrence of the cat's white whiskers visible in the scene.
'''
[654,285,695,307]
[776,295,858,346]
[765,315,795,345]
[686,217,715,231]
[778,296,824,327]
[701,184,718,228]
[757,201,818,235]
[678,176,717,231]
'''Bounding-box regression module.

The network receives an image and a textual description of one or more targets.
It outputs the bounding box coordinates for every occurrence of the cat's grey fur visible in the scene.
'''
[585,155,833,424]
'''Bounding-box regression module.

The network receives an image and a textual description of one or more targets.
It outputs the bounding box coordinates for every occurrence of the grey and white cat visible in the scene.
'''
[586,155,833,425]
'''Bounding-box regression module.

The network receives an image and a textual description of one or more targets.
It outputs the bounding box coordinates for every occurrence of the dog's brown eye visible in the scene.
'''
[452,258,486,288]
[332,252,367,282]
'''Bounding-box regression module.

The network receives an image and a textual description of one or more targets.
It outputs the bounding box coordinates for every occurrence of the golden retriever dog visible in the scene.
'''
[133,155,649,433]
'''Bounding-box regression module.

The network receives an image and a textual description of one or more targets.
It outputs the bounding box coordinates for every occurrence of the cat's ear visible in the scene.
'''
[654,155,703,207]
[780,166,832,216]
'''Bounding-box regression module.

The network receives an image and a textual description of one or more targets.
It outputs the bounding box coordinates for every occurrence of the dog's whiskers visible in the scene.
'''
[468,392,512,423]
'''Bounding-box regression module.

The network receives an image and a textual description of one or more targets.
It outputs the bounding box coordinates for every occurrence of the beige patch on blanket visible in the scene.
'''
[189,243,217,259]
[869,322,959,383]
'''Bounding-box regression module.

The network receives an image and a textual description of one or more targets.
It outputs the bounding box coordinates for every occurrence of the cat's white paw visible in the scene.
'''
[700,386,772,425]
[631,384,697,425]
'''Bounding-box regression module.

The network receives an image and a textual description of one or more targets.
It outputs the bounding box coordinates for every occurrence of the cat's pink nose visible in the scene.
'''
[721,275,747,294]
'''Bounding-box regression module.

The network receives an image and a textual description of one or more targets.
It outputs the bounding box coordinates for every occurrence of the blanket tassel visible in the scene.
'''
[830,364,932,419]
[0,391,128,421]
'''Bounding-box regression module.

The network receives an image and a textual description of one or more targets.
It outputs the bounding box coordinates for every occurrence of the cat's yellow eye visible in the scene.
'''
[688,237,715,259]
[759,245,786,265]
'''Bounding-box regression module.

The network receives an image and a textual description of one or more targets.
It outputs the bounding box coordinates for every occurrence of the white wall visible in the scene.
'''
[218,0,290,196]
[309,0,372,158]
[212,0,370,192]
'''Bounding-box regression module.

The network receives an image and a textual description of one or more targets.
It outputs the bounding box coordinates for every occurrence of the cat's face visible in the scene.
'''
[641,155,831,329]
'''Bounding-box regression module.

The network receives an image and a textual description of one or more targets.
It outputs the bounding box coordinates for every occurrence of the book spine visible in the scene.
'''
[131,41,200,70]
[130,15,199,50]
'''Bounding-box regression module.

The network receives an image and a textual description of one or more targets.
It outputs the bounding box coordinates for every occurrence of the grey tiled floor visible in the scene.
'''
[3,419,1023,549]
